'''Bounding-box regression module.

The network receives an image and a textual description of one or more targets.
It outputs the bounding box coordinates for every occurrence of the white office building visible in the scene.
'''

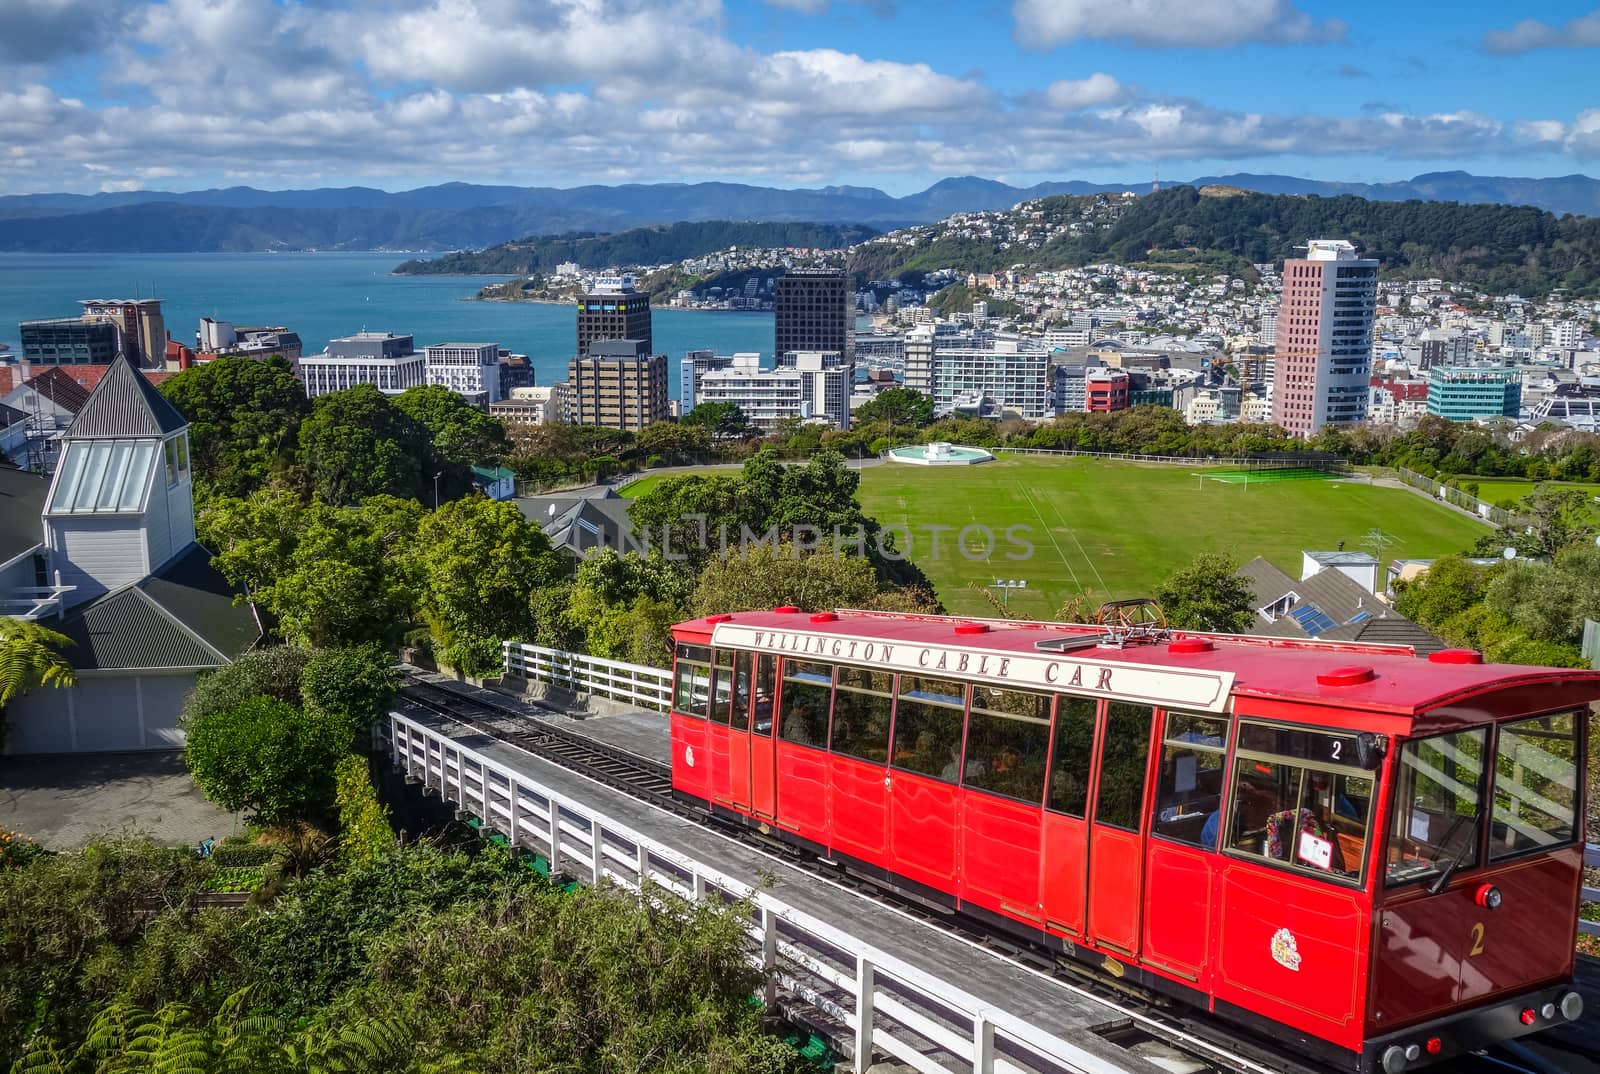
[425,341,502,403]
[297,331,425,398]
[490,384,571,427]
[930,333,1051,419]
[694,352,849,431]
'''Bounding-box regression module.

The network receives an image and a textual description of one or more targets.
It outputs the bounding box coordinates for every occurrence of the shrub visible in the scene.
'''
[182,646,313,729]
[335,755,395,866]
[184,697,347,823]
[302,644,401,740]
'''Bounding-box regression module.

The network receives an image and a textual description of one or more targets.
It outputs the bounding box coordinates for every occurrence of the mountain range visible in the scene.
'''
[0,172,1594,254]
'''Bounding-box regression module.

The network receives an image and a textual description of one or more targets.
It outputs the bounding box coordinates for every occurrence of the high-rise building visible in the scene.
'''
[298,331,425,397]
[774,269,854,380]
[576,276,651,360]
[79,299,166,370]
[19,318,120,366]
[425,342,503,403]
[1270,239,1378,437]
[491,384,571,428]
[1085,368,1130,412]
[567,340,668,432]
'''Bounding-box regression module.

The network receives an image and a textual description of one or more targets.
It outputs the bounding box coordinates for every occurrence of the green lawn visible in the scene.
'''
[1459,476,1600,508]
[856,457,1492,618]
[616,474,667,498]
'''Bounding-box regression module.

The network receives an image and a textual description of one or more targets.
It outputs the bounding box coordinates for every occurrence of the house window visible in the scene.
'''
[1260,591,1298,622]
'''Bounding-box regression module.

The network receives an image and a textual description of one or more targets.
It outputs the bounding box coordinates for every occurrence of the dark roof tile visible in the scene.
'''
[0,467,46,563]
[64,354,188,440]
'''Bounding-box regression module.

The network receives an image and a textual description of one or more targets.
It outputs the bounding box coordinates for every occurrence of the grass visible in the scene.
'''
[616,473,668,498]
[855,456,1493,619]
[1458,476,1600,509]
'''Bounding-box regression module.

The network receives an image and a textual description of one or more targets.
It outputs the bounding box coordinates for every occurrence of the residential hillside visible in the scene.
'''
[845,186,1600,297]
[393,221,878,275]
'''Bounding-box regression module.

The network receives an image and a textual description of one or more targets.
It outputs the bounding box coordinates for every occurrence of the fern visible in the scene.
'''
[0,617,75,706]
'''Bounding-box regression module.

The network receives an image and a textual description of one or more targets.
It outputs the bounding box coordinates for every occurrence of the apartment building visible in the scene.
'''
[297,331,425,398]
[693,351,849,431]
[1270,239,1379,436]
[567,339,668,432]
[424,341,502,403]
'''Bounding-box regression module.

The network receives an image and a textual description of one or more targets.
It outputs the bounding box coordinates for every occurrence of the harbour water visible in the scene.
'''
[0,251,775,394]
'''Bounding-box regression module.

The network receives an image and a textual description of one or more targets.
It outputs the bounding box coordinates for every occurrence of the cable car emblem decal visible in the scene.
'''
[1271,928,1302,971]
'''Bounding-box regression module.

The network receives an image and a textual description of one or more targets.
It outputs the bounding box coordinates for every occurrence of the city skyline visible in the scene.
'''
[2,0,1598,197]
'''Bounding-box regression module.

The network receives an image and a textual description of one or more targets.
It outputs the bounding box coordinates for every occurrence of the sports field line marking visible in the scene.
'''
[1015,482,1084,594]
[1042,493,1113,600]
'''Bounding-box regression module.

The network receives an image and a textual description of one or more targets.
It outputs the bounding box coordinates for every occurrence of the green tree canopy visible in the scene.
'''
[564,551,694,666]
[184,696,348,823]
[854,388,935,428]
[1392,554,1502,632]
[392,384,511,498]
[682,402,750,438]
[412,498,563,673]
[159,356,309,500]
[301,644,401,738]
[1151,552,1255,633]
[297,385,428,506]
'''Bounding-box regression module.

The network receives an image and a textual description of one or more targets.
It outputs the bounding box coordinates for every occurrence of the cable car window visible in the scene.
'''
[778,660,833,748]
[710,650,735,726]
[1385,729,1487,887]
[673,645,711,719]
[964,687,1053,804]
[891,674,966,781]
[730,651,751,732]
[1152,712,1230,849]
[1094,703,1154,831]
[830,667,894,763]
[751,655,776,738]
[1047,695,1097,817]
[1489,711,1580,860]
[1228,721,1374,886]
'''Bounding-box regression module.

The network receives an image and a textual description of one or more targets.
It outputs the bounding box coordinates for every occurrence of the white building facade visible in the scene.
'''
[298,331,425,398]
[425,342,502,403]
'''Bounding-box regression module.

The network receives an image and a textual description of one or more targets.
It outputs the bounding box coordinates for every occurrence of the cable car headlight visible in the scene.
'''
[1473,883,1501,909]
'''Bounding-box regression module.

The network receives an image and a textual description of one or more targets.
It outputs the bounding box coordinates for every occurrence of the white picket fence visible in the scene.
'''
[386,708,1136,1074]
[503,642,672,712]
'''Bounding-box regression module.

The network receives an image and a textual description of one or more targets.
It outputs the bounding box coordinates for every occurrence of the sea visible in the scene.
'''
[0,251,778,396]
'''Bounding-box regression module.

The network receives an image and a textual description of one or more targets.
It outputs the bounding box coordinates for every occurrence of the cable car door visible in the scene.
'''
[726,651,753,813]
[708,650,735,806]
[748,654,777,819]
[1084,703,1156,960]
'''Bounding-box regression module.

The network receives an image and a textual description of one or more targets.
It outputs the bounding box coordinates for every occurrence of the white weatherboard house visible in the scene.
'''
[1,356,262,754]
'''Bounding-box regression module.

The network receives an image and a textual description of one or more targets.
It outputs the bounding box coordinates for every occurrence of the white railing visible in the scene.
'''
[387,709,1128,1074]
[1390,467,1513,526]
[503,642,673,713]
[1583,844,1599,939]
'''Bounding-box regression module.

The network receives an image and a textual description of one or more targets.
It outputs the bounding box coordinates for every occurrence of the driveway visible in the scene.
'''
[0,751,244,848]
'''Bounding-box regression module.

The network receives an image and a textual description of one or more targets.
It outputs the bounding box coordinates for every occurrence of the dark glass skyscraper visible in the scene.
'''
[576,276,652,360]
[774,269,853,376]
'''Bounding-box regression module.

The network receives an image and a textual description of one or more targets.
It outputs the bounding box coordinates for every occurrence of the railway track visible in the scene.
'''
[393,677,1596,1074]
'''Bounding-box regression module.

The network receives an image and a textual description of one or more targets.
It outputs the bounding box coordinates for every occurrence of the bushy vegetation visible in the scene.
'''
[1,839,794,1074]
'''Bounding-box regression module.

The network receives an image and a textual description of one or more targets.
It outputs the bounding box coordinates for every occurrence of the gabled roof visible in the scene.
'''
[54,543,260,671]
[1237,556,1444,653]
[514,493,636,556]
[17,367,94,414]
[63,354,188,440]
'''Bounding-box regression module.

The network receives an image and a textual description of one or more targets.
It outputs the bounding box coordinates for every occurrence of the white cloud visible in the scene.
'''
[1483,10,1600,55]
[1012,0,1345,49]
[1044,73,1128,109]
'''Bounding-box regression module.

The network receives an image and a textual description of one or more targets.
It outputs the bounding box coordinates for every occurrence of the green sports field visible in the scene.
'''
[1457,476,1600,509]
[855,457,1492,619]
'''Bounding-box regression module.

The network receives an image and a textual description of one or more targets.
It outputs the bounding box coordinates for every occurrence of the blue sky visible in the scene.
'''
[1,0,1597,195]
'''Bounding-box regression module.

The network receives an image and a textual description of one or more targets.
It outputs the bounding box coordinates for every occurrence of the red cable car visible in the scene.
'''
[668,608,1594,1073]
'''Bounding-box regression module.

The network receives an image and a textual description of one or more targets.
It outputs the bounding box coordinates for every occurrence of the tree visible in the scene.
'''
[565,551,693,666]
[184,696,348,823]
[854,388,935,428]
[681,402,750,438]
[204,494,424,649]
[160,356,309,500]
[301,645,401,739]
[412,498,563,674]
[691,544,883,615]
[183,646,313,729]
[0,618,75,708]
[1497,484,1597,559]
[634,420,712,466]
[297,385,428,506]
[392,384,511,499]
[1152,553,1255,633]
[1392,555,1501,632]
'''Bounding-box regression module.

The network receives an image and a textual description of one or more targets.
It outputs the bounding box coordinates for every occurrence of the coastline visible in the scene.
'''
[471,293,773,314]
